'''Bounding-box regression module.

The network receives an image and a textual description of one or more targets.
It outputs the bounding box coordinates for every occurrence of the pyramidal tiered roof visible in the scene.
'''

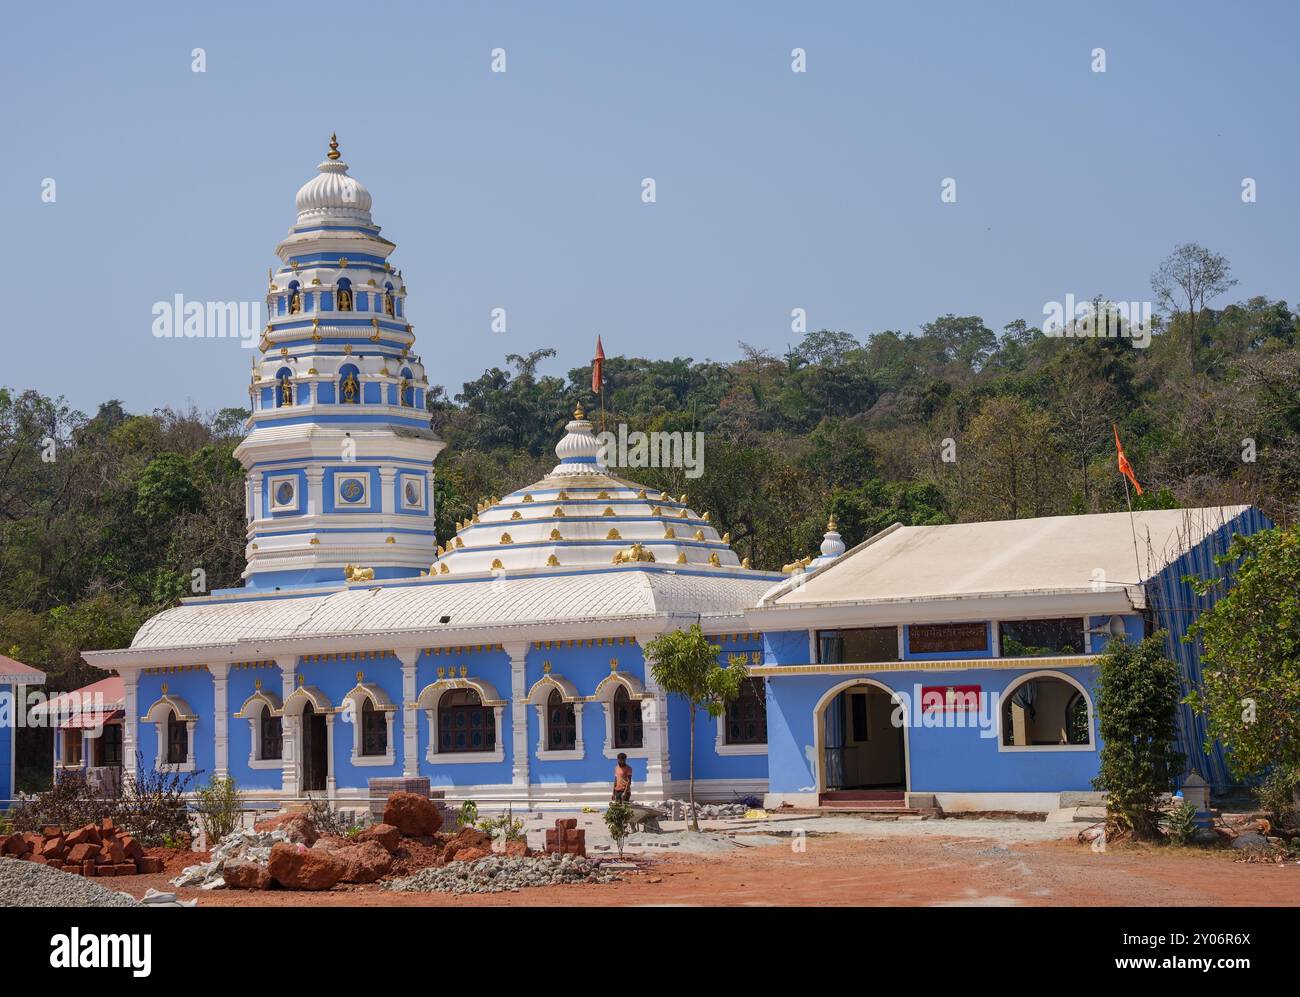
[432,405,750,575]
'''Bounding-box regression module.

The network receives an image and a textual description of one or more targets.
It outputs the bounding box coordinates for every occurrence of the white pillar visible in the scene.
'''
[379,465,397,514]
[641,643,672,802]
[396,648,420,777]
[325,715,337,800]
[209,662,230,779]
[305,468,325,517]
[505,642,529,792]
[277,657,297,800]
[121,671,139,777]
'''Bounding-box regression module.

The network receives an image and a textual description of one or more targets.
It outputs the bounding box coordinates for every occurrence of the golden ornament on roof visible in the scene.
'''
[547,554,560,566]
[607,528,621,540]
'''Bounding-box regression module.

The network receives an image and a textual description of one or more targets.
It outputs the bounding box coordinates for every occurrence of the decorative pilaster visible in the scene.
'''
[396,648,420,777]
[277,657,298,800]
[121,670,139,776]
[305,468,325,517]
[209,662,230,779]
[641,642,672,801]
[379,465,397,514]
[505,642,529,790]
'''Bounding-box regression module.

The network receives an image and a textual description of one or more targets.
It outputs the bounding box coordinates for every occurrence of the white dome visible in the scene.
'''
[294,141,373,225]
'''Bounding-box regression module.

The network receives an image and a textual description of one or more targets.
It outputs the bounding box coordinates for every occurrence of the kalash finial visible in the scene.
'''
[827,513,838,531]
[574,401,585,420]
[327,133,341,161]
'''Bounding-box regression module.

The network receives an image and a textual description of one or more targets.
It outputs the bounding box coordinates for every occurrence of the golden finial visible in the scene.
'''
[356,671,364,682]
[741,556,752,569]
[610,658,619,671]
[161,682,169,694]
[327,133,341,161]
[827,513,838,531]
[543,660,552,673]
[459,665,467,678]
[547,554,560,566]
[255,678,263,690]
[574,402,585,420]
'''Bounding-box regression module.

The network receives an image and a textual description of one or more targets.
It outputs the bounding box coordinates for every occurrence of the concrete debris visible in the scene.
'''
[385,852,619,895]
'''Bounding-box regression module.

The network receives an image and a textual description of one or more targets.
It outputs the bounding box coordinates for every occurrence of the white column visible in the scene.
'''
[121,670,139,778]
[379,465,397,514]
[505,642,529,791]
[396,648,420,777]
[305,468,325,517]
[325,715,337,799]
[640,640,672,801]
[249,471,264,523]
[277,657,297,800]
[209,662,230,779]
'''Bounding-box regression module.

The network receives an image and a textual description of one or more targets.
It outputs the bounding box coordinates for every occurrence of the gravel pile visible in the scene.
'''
[385,853,619,895]
[0,856,144,907]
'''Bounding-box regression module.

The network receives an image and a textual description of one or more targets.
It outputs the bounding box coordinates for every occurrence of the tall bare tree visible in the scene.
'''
[1151,243,1237,375]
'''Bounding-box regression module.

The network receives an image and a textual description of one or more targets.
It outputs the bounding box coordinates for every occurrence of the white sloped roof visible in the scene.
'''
[764,506,1251,608]
[128,566,778,652]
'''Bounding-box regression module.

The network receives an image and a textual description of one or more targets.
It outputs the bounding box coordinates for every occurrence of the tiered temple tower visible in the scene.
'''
[236,136,444,588]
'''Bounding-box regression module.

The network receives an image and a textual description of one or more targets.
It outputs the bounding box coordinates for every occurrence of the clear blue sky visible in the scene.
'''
[4,0,1297,414]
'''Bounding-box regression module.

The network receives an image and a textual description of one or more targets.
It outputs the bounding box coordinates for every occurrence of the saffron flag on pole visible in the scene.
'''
[592,335,605,394]
[1113,424,1143,495]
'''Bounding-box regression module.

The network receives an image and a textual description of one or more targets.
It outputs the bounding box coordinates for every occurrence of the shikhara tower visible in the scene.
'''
[238,136,444,588]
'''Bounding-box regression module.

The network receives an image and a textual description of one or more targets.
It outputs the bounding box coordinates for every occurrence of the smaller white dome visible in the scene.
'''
[811,517,846,568]
[295,139,373,225]
[551,405,604,477]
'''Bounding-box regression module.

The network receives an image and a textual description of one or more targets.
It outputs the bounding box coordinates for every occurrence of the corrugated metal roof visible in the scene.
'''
[130,568,777,651]
[0,653,46,684]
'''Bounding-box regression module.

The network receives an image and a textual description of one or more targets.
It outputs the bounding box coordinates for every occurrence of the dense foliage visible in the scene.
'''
[1093,632,1186,840]
[1187,524,1300,811]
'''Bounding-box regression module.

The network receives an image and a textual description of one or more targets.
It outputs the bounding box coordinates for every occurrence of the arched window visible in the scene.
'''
[547,689,577,751]
[438,688,495,753]
[383,282,396,317]
[613,685,643,749]
[400,367,415,407]
[361,698,388,757]
[166,709,189,765]
[1001,674,1092,747]
[287,280,302,314]
[725,678,767,745]
[275,366,294,407]
[338,363,360,404]
[260,705,283,760]
[336,277,353,312]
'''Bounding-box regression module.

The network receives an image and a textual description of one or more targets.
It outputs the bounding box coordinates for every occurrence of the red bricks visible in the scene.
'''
[543,819,587,857]
[13,822,149,878]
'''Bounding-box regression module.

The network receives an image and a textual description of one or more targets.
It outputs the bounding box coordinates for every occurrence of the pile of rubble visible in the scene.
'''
[173,790,514,891]
[385,852,618,895]
[660,799,752,821]
[1,819,164,878]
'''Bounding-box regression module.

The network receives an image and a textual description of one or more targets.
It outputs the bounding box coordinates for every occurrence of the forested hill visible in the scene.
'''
[3,250,1298,691]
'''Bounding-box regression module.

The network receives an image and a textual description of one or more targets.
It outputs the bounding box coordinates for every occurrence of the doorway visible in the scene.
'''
[820,682,906,793]
[300,703,328,793]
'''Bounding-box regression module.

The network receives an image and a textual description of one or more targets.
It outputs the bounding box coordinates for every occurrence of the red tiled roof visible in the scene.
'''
[30,676,125,726]
[0,653,46,684]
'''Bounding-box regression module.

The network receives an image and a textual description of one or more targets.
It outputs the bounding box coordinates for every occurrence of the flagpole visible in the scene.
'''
[1121,473,1143,582]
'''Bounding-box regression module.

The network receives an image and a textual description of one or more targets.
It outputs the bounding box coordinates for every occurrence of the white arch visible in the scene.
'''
[810,677,911,794]
[282,684,332,717]
[995,669,1095,753]
[235,688,282,720]
[592,670,650,702]
[414,676,505,711]
[525,673,581,706]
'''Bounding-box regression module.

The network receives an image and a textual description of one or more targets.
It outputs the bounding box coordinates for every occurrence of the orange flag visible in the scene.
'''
[591,335,605,394]
[1113,424,1143,495]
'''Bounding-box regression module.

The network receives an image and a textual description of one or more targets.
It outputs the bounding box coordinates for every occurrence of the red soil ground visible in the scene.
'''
[109,832,1300,907]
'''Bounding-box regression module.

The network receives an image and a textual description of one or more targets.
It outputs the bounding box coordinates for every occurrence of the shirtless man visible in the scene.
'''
[612,752,633,802]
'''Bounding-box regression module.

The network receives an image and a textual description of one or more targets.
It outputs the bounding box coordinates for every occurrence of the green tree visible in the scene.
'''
[1092,632,1185,840]
[644,624,748,831]
[1187,525,1300,800]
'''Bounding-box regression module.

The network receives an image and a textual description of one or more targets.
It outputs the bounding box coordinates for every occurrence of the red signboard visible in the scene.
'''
[921,684,982,712]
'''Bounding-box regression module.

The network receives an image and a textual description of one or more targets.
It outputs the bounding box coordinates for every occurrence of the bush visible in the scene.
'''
[1163,800,1199,845]
[117,758,196,846]
[193,775,243,844]
[456,800,479,829]
[1093,632,1185,840]
[478,813,525,845]
[305,794,367,836]
[1258,766,1299,829]
[9,770,113,833]
[604,799,634,858]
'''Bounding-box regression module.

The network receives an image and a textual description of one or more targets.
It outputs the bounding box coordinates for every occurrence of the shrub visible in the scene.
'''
[193,775,243,844]
[1163,800,1199,845]
[1093,632,1185,840]
[604,799,634,858]
[456,799,479,829]
[305,794,367,836]
[1258,766,1299,829]
[478,813,525,845]
[118,758,196,846]
[9,770,113,833]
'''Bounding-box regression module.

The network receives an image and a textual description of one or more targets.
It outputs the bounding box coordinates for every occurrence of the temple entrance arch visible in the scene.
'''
[813,679,908,795]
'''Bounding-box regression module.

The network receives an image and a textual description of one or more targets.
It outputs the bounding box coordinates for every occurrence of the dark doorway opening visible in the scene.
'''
[301,703,328,793]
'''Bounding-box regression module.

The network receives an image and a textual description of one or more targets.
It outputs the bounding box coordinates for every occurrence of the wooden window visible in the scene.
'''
[438,689,495,753]
[726,678,767,745]
[998,618,1085,657]
[819,627,899,664]
[95,723,123,768]
[260,707,283,760]
[63,729,82,767]
[166,710,189,765]
[547,689,577,751]
[361,698,388,756]
[613,686,643,749]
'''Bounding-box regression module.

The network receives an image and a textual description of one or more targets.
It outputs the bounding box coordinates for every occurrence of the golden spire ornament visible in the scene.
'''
[327,133,341,161]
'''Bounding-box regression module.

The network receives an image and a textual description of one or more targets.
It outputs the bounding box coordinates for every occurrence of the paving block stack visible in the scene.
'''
[1,819,164,877]
[543,818,586,857]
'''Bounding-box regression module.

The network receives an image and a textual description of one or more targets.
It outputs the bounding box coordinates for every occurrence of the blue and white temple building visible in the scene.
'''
[73,141,1270,813]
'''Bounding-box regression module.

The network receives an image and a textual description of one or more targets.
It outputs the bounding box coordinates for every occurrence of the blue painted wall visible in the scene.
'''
[0,683,12,805]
